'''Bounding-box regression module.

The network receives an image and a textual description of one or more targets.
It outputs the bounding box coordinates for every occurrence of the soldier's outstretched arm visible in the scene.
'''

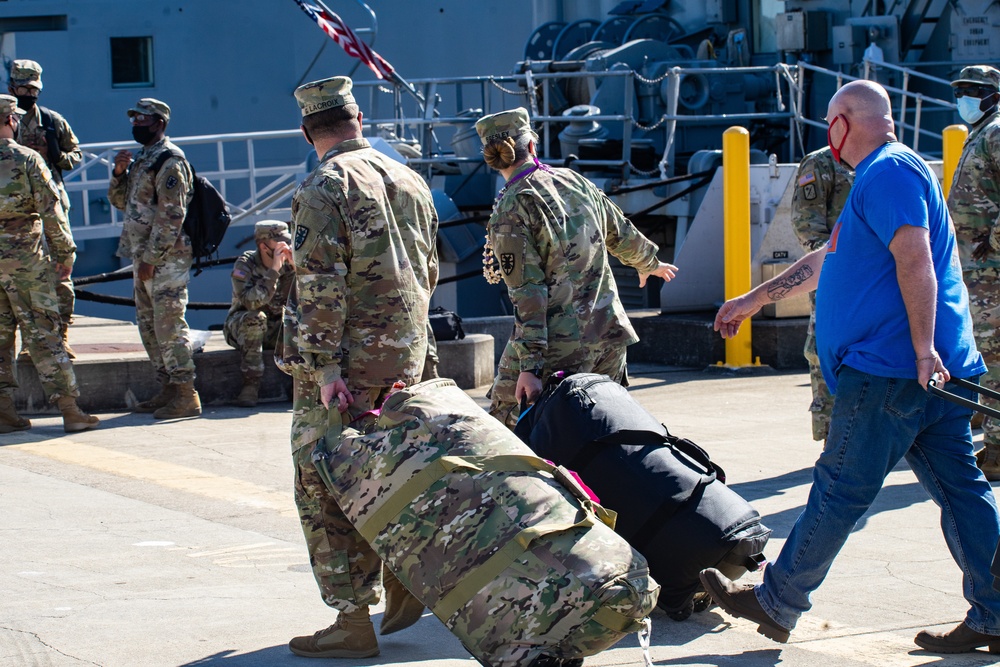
[600,193,660,274]
[638,261,678,288]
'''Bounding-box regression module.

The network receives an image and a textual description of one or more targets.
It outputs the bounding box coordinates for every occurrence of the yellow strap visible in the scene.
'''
[592,605,647,634]
[358,454,560,542]
[431,516,593,622]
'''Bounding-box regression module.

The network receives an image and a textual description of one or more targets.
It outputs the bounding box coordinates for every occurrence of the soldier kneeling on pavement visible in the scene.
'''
[223,220,294,407]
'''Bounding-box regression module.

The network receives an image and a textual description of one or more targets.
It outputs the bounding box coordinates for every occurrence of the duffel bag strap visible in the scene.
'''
[434,515,649,635]
[357,454,615,543]
[432,516,594,622]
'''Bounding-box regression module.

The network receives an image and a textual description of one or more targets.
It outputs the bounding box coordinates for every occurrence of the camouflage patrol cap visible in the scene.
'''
[294,76,355,117]
[951,65,1000,91]
[254,220,292,243]
[0,94,26,117]
[127,98,171,123]
[475,107,531,145]
[9,60,42,90]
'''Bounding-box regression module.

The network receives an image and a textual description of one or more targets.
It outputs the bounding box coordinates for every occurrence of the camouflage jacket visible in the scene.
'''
[283,137,439,389]
[108,137,194,266]
[488,164,660,373]
[17,105,82,177]
[226,249,294,321]
[949,110,1000,270]
[0,137,74,264]
[791,146,853,251]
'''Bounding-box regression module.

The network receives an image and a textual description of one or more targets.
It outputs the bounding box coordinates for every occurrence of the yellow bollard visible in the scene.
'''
[722,127,753,367]
[942,124,968,200]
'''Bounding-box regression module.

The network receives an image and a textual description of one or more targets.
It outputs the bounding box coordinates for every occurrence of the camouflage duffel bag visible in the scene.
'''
[313,378,659,667]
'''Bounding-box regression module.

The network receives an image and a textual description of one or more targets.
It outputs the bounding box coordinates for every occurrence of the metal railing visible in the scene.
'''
[61,56,960,241]
[793,58,956,158]
[64,129,308,239]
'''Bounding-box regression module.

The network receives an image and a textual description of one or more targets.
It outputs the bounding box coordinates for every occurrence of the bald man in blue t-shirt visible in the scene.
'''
[702,80,1000,655]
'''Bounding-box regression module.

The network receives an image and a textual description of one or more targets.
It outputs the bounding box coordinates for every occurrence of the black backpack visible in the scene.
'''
[151,149,232,273]
[37,106,64,183]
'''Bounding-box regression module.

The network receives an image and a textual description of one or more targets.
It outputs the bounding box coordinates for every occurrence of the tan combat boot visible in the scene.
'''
[380,566,424,635]
[153,381,202,419]
[235,373,261,408]
[977,443,1000,482]
[60,323,76,359]
[57,396,100,433]
[289,608,379,658]
[134,382,176,413]
[0,396,30,433]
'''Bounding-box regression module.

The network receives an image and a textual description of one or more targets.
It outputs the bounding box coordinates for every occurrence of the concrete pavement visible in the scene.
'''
[2,363,999,666]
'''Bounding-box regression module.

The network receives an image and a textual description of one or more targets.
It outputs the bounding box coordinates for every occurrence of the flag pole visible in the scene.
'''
[310,0,425,113]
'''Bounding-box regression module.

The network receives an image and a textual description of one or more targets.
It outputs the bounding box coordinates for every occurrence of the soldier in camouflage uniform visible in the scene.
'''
[223,220,294,407]
[7,60,82,357]
[790,146,853,442]
[281,75,438,659]
[947,65,1000,480]
[108,98,201,420]
[0,94,98,433]
[476,108,677,429]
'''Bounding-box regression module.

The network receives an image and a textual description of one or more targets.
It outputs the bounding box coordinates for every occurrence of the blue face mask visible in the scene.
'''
[958,96,987,125]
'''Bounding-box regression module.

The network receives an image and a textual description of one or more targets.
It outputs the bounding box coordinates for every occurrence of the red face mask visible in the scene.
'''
[827,114,849,164]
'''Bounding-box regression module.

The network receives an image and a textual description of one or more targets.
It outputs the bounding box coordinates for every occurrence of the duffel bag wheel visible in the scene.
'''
[693,591,713,613]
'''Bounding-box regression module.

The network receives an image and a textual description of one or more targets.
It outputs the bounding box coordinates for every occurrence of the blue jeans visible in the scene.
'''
[757,366,1000,634]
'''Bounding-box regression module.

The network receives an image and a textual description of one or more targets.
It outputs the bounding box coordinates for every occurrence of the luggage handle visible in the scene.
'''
[928,377,1000,420]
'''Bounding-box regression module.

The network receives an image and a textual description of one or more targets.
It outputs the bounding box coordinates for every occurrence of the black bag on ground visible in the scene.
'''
[429,306,465,341]
[514,372,771,620]
[151,149,232,273]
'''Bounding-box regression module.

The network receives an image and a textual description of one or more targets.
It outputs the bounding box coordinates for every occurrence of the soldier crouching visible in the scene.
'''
[223,220,294,407]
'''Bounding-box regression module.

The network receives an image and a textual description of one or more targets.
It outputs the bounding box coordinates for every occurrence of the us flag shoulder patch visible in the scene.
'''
[798,171,816,186]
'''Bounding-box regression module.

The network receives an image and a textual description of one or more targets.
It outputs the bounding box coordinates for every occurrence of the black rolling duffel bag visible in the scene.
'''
[514,372,771,620]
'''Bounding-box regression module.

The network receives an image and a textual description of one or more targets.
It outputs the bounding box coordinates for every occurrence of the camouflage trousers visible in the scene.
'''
[804,296,832,442]
[489,343,628,429]
[133,255,195,385]
[0,256,78,402]
[55,274,74,325]
[292,378,389,612]
[966,270,1000,446]
[14,258,73,349]
[223,310,281,377]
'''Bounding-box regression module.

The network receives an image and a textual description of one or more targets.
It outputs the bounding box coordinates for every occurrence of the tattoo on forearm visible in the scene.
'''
[767,265,814,301]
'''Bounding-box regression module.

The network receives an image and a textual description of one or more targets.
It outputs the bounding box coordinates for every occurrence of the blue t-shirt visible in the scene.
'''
[815,141,984,393]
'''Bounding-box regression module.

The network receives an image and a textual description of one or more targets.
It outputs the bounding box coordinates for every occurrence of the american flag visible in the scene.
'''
[293,0,395,80]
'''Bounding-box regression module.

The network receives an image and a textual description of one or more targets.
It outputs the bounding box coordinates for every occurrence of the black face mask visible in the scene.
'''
[15,96,36,112]
[131,125,157,145]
